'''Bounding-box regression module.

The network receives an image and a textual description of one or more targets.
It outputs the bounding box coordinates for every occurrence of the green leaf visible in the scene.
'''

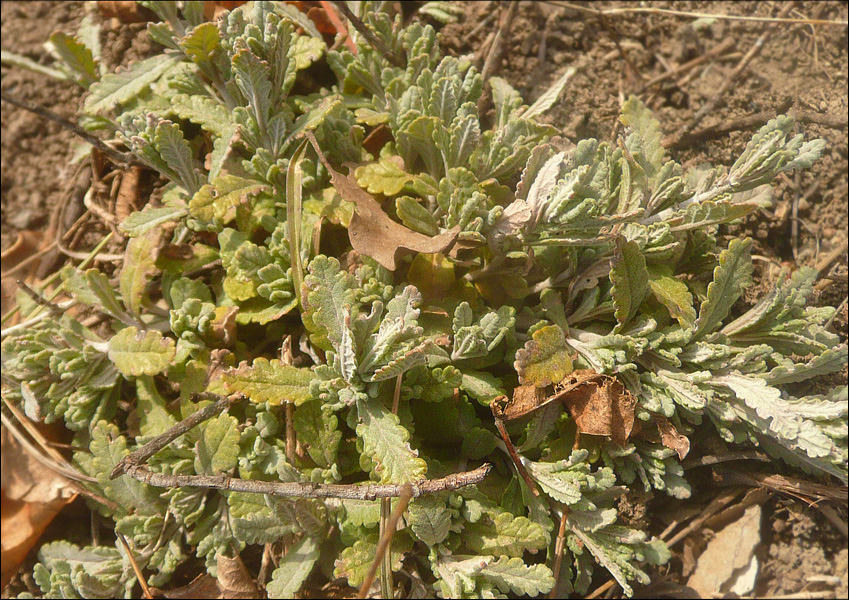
[464,512,548,556]
[765,347,848,385]
[85,53,179,114]
[119,228,161,316]
[46,32,99,88]
[78,421,163,517]
[135,376,175,437]
[267,536,320,599]
[610,238,650,329]
[120,206,187,237]
[460,371,506,405]
[168,93,231,136]
[108,327,176,377]
[178,22,220,68]
[294,400,342,468]
[335,533,413,588]
[222,357,314,405]
[395,195,439,237]
[356,397,427,483]
[195,414,240,475]
[61,267,127,322]
[355,156,416,196]
[523,67,576,121]
[694,237,753,338]
[648,265,696,328]
[407,496,456,546]
[188,176,268,230]
[480,556,555,597]
[620,96,666,181]
[302,255,356,352]
[514,325,573,387]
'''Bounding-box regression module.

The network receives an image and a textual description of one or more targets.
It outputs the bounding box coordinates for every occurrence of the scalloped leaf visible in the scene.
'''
[694,238,753,338]
[356,397,427,484]
[267,536,320,599]
[120,206,188,237]
[222,357,313,405]
[84,54,178,114]
[515,325,573,387]
[188,175,268,230]
[195,414,240,475]
[610,238,650,329]
[648,265,696,328]
[119,228,161,316]
[355,156,416,196]
[107,326,176,377]
[464,512,548,556]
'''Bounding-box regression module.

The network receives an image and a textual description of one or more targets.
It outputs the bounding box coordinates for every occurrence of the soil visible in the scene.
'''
[2,1,847,598]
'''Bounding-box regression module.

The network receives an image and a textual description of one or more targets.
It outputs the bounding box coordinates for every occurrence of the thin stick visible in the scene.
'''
[118,534,154,600]
[122,463,491,500]
[480,2,519,85]
[15,280,66,316]
[637,38,736,93]
[585,579,616,600]
[330,1,405,67]
[493,417,541,496]
[358,485,413,599]
[0,91,142,167]
[110,393,243,479]
[548,508,570,599]
[665,2,797,146]
[540,1,848,26]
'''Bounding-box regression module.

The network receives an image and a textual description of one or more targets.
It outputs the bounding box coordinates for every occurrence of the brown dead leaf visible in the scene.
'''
[1,427,76,589]
[687,504,762,597]
[557,371,636,446]
[492,385,547,421]
[655,416,691,460]
[305,132,459,271]
[160,554,258,599]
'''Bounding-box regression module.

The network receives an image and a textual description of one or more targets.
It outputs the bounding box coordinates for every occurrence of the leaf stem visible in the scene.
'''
[0,91,142,167]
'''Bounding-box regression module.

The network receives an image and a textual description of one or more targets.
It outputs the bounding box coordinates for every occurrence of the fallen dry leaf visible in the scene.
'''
[655,415,691,460]
[1,427,76,589]
[306,132,459,271]
[687,504,762,597]
[557,370,637,446]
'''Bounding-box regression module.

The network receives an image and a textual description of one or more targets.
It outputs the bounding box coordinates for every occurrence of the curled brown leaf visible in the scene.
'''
[305,132,459,271]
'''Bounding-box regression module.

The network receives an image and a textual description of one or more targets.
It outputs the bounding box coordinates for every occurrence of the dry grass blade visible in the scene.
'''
[286,138,309,309]
[541,1,849,26]
[358,484,413,599]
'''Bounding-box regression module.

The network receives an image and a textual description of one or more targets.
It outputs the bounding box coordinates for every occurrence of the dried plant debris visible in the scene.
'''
[0,1,845,599]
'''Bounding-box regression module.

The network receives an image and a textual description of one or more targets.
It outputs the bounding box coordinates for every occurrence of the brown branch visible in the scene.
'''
[0,90,142,167]
[330,1,405,67]
[110,392,244,479]
[121,463,492,500]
